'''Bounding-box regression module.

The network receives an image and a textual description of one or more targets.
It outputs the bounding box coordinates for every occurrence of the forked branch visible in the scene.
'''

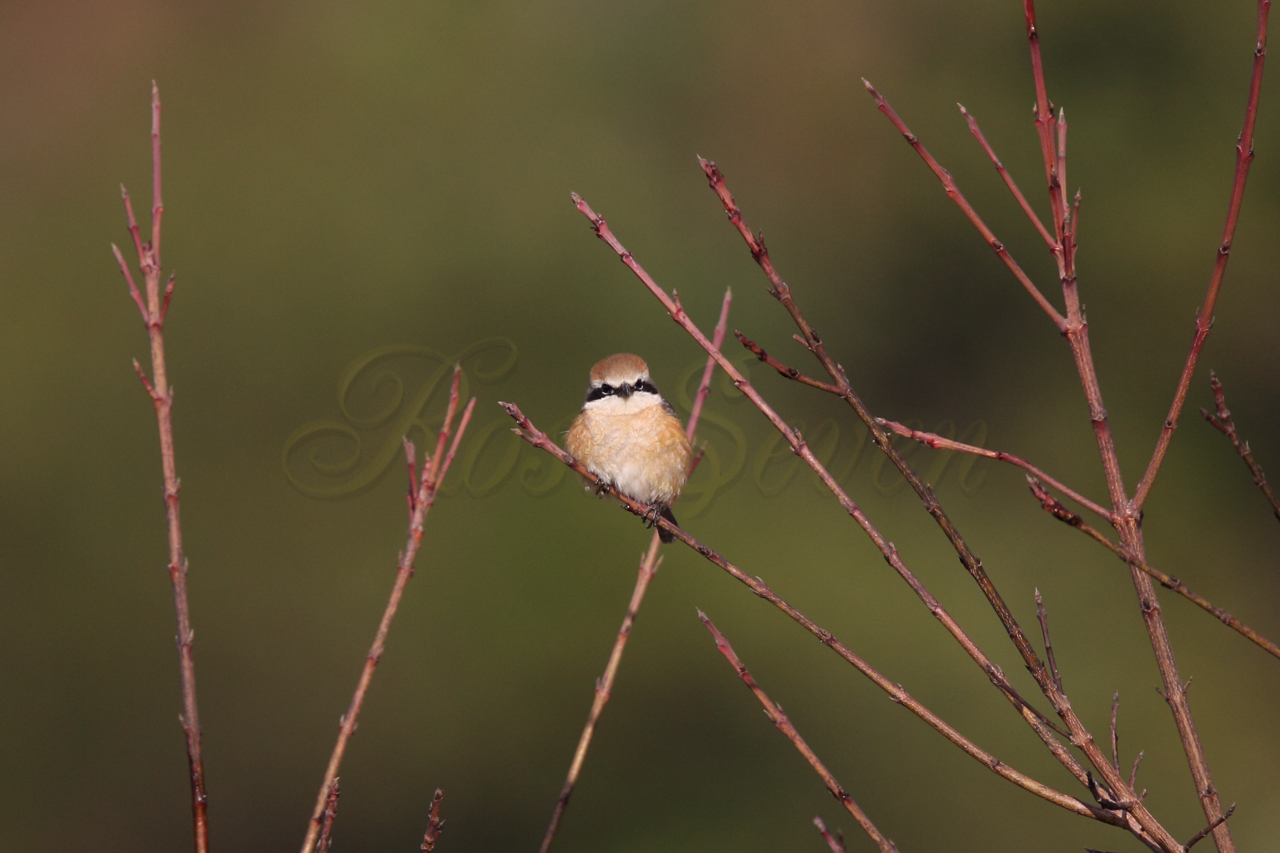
[502,402,1130,829]
[570,190,1176,850]
[538,287,732,853]
[299,368,476,853]
[1201,371,1280,521]
[1028,478,1280,661]
[112,83,209,853]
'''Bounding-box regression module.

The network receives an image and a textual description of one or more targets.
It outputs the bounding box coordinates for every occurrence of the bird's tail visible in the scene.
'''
[659,506,678,544]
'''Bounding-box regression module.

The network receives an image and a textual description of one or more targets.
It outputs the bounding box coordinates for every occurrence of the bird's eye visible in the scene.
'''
[600,384,614,395]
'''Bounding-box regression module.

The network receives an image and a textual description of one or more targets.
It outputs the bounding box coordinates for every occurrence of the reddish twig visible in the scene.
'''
[316,780,339,853]
[1028,478,1280,661]
[502,402,1136,827]
[538,289,732,853]
[695,164,1180,842]
[1110,692,1122,776]
[861,82,1066,330]
[1020,3,1244,845]
[959,103,1055,247]
[699,612,899,853]
[736,331,842,394]
[112,83,210,853]
[1201,371,1280,521]
[420,789,445,852]
[1134,0,1272,512]
[813,816,847,853]
[300,368,476,853]
[1034,589,1063,693]
[571,191,1180,849]
[876,417,1113,522]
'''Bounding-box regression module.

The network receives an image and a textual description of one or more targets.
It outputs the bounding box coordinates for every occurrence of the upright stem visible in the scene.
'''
[1021,4,1264,849]
[1133,0,1271,510]
[113,83,210,853]
[299,372,476,853]
[538,289,733,853]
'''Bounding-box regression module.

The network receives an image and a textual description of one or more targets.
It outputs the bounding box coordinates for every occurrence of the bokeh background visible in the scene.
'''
[2,1,1279,850]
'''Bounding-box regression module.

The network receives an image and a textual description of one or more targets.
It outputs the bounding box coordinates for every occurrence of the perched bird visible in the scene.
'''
[566,353,692,543]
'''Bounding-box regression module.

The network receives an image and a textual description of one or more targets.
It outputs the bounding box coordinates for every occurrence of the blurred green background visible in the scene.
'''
[2,1,1279,850]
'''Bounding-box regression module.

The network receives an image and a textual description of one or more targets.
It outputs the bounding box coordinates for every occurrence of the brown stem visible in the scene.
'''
[959,103,1055,247]
[571,191,1177,849]
[1201,371,1280,521]
[861,82,1066,330]
[1028,478,1280,661]
[695,163,1179,843]
[1110,692,1122,775]
[299,369,476,853]
[1035,589,1063,693]
[420,789,445,852]
[813,816,847,853]
[699,612,899,853]
[876,417,1113,522]
[316,780,339,853]
[538,289,732,853]
[1186,805,1236,851]
[113,83,209,853]
[1133,0,1272,511]
[502,402,1130,828]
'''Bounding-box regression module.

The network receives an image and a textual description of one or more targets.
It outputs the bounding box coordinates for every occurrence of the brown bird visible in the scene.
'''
[566,354,692,542]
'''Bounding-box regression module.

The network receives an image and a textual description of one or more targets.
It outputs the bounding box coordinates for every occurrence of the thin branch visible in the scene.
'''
[115,83,209,853]
[861,81,1066,330]
[958,103,1055,247]
[699,612,898,853]
[1028,478,1280,661]
[1021,4,1239,844]
[1133,0,1272,511]
[1130,751,1145,791]
[300,368,476,853]
[814,816,847,853]
[572,191,1179,849]
[420,789,445,852]
[1186,805,1237,850]
[502,402,1141,831]
[317,780,339,853]
[877,417,1113,522]
[694,165,1182,844]
[538,289,732,853]
[737,331,843,394]
[1201,371,1280,521]
[1110,692,1121,776]
[1034,589,1063,693]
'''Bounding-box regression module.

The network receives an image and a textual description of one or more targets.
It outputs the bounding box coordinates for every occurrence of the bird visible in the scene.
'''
[566,353,692,543]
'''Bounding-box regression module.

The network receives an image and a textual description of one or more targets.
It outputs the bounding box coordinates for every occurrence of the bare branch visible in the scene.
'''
[1035,589,1063,693]
[1028,478,1280,661]
[861,81,1066,330]
[700,612,898,853]
[1133,0,1272,512]
[958,103,1054,247]
[503,402,1143,830]
[115,83,209,853]
[878,418,1113,522]
[539,289,732,853]
[300,370,477,853]
[420,789,445,852]
[1201,371,1280,521]
[814,816,847,853]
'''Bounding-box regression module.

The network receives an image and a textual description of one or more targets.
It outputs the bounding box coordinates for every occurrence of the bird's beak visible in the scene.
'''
[617,383,634,399]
